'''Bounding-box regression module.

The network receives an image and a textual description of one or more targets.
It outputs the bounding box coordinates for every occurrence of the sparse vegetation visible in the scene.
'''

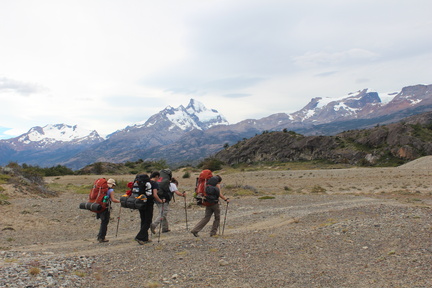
[311,185,327,193]
[258,196,275,200]
[0,174,11,184]
[28,267,41,276]
[2,157,432,287]
[144,282,162,288]
[0,192,9,204]
[77,159,169,175]
[224,183,260,196]
[74,271,87,277]
[182,171,191,178]
[197,157,224,171]
[1,162,58,197]
[21,163,74,177]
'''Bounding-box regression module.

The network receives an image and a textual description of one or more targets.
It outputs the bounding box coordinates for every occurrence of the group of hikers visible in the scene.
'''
[94,170,230,244]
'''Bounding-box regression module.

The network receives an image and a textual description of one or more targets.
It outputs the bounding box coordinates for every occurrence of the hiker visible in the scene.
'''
[97,178,120,243]
[191,175,229,237]
[135,171,165,245]
[150,177,186,234]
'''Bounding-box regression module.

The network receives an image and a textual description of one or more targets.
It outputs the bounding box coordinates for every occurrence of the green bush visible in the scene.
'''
[198,157,224,171]
[182,171,191,178]
[258,196,275,200]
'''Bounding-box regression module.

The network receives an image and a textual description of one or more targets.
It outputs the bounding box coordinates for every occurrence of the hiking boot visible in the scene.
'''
[162,229,171,233]
[135,238,145,245]
[135,238,152,245]
[191,231,199,237]
[98,238,109,243]
[150,223,156,234]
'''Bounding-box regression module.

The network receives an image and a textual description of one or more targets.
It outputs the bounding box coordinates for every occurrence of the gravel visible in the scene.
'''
[1,166,432,287]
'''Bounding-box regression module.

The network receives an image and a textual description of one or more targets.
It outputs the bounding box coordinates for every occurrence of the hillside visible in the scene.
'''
[215,111,432,166]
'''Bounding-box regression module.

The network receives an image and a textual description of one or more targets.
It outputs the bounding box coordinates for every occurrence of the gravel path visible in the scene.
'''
[1,166,432,287]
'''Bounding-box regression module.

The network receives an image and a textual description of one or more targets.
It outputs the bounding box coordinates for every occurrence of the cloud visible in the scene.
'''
[0,127,13,140]
[203,77,265,91]
[223,93,251,99]
[1,0,432,139]
[314,71,338,78]
[293,49,379,69]
[0,77,47,96]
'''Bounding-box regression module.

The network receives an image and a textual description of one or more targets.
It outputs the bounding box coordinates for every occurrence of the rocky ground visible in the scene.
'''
[1,158,432,287]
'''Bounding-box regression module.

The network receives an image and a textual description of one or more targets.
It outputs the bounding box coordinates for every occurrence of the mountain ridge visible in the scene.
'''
[214,111,432,166]
[1,83,432,169]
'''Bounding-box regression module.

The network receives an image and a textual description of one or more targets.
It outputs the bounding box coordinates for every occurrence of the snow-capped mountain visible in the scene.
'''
[289,89,383,124]
[289,85,432,126]
[130,99,228,131]
[1,84,432,169]
[4,124,104,150]
[57,99,229,169]
[0,124,104,167]
[17,124,101,145]
[185,99,229,129]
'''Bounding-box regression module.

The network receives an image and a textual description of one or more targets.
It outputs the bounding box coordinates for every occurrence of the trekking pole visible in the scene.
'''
[115,206,122,238]
[222,201,229,236]
[158,202,164,243]
[183,191,188,230]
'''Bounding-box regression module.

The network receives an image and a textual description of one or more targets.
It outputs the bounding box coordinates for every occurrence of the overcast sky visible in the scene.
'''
[1,0,431,139]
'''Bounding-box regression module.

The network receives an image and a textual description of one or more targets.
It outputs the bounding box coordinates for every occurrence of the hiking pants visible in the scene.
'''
[97,209,110,240]
[152,202,170,232]
[136,204,154,241]
[191,203,220,236]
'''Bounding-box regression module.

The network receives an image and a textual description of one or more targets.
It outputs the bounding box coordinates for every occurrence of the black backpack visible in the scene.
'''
[157,169,172,201]
[132,174,152,198]
[204,176,220,205]
[120,174,152,209]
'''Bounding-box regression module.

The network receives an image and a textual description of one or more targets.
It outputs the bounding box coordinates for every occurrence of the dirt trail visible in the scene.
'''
[4,194,401,258]
[1,166,432,287]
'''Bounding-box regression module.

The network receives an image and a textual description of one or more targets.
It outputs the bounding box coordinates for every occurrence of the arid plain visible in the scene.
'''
[1,157,431,287]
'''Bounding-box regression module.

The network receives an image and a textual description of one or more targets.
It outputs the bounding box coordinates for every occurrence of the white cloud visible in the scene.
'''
[293,49,379,69]
[1,0,432,139]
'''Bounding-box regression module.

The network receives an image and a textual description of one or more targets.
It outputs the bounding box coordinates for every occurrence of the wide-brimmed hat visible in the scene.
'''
[107,178,116,186]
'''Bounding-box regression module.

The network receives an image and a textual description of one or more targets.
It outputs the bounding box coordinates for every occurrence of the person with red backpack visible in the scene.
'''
[191,175,229,237]
[97,178,120,243]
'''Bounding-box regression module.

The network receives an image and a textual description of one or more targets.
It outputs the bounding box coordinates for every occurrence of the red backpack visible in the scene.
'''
[79,178,110,213]
[194,169,213,206]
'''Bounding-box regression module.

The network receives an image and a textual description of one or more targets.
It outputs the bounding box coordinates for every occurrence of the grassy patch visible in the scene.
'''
[0,174,11,184]
[0,193,10,205]
[224,160,354,173]
[258,196,275,200]
[74,270,86,277]
[225,183,261,196]
[319,218,338,227]
[175,250,188,256]
[28,267,41,276]
[144,282,162,288]
[47,183,92,194]
[311,185,327,193]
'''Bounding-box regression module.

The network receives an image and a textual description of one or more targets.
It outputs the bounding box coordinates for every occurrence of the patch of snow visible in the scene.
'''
[166,108,201,130]
[19,124,95,143]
